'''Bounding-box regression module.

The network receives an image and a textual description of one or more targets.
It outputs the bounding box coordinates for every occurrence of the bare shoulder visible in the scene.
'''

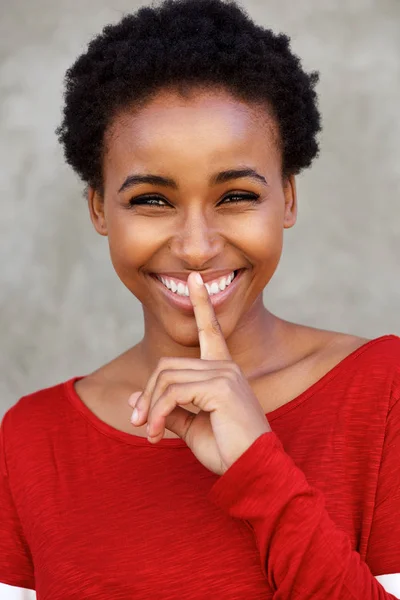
[298,326,373,385]
[251,324,372,413]
[301,325,370,366]
[281,319,368,359]
[276,320,371,377]
[319,330,370,358]
[319,330,400,369]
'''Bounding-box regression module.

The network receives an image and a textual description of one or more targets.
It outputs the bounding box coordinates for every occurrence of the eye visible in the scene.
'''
[128,192,260,208]
[128,195,170,208]
[219,193,260,206]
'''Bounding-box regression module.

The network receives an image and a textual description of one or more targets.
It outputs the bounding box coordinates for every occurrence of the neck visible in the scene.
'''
[134,296,291,383]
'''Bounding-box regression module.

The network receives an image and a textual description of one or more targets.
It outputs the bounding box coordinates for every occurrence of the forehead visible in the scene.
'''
[104,88,280,183]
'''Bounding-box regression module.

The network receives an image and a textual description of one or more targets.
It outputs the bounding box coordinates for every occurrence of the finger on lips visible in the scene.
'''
[129,271,232,437]
[187,272,231,361]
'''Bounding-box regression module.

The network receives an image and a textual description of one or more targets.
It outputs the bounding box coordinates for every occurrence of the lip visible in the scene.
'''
[150,269,238,285]
[149,268,246,313]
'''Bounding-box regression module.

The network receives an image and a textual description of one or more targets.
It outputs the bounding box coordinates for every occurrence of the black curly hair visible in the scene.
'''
[56,0,321,194]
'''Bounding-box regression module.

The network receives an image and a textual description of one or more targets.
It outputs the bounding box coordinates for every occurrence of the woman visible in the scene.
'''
[1,0,399,598]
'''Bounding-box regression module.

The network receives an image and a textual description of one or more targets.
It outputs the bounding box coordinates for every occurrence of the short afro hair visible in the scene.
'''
[56,0,321,193]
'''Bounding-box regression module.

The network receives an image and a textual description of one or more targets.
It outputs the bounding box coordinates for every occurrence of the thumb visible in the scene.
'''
[128,391,142,408]
[164,406,197,441]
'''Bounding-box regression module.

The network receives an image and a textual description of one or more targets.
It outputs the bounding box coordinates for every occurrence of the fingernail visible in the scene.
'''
[131,408,139,424]
[194,273,203,286]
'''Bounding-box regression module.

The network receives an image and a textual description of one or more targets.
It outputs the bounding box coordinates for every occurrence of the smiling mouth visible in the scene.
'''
[149,269,245,312]
[155,270,239,297]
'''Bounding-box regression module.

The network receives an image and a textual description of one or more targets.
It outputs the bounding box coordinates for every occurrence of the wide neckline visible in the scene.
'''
[64,335,398,447]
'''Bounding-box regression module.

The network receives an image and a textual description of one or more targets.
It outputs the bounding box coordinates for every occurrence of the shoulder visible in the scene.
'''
[301,330,400,413]
[322,333,400,413]
[313,331,399,371]
[326,333,400,366]
[1,378,76,446]
[295,325,400,387]
[308,333,400,459]
[342,334,400,392]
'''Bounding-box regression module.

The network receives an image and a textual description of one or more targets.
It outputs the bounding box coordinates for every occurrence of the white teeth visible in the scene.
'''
[206,271,236,295]
[162,277,171,290]
[158,270,237,297]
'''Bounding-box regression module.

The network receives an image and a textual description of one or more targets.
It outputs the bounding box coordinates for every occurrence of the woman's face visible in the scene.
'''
[88,87,297,348]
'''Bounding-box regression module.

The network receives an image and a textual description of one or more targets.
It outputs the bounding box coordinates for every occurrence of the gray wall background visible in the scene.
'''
[1,0,399,416]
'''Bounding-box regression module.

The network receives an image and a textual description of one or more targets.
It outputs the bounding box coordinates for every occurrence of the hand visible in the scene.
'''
[128,272,272,475]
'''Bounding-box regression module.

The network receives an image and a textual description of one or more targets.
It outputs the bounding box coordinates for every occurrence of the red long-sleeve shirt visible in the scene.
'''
[1,334,400,599]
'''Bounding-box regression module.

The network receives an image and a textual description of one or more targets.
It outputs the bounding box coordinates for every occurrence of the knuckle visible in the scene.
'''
[219,375,235,392]
[210,316,222,336]
[200,317,222,338]
[165,383,179,397]
[222,363,240,379]
[223,361,242,379]
[157,368,172,381]
[159,356,181,370]
[224,370,236,381]
[231,361,241,374]
[158,356,170,369]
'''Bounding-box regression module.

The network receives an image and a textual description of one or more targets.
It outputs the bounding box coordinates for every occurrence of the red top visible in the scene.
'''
[1,334,400,599]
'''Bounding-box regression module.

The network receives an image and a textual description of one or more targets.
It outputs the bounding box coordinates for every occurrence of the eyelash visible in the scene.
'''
[128,193,260,208]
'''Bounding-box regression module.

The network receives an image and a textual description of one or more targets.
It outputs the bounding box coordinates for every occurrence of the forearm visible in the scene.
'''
[209,432,398,599]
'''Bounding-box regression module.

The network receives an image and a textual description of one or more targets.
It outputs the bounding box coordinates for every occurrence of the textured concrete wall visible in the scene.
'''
[1,0,399,415]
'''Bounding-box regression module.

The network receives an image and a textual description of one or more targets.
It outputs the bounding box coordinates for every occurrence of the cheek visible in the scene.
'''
[106,214,161,280]
[238,205,284,266]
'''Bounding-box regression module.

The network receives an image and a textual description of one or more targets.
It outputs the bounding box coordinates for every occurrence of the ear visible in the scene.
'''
[87,186,108,236]
[283,174,297,229]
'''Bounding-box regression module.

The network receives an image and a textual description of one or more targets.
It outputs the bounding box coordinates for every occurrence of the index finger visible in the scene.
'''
[187,272,231,361]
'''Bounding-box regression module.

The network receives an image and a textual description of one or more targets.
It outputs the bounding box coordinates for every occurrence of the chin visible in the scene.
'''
[166,313,234,349]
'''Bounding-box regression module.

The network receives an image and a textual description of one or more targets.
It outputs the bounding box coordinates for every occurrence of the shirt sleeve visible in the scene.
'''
[208,423,400,599]
[0,415,35,590]
[365,394,400,576]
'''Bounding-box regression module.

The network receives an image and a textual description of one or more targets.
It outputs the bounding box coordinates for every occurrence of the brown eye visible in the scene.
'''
[128,195,170,207]
[127,193,260,208]
[219,193,260,205]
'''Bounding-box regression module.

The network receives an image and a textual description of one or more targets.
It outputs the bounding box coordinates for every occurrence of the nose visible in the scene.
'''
[169,210,224,269]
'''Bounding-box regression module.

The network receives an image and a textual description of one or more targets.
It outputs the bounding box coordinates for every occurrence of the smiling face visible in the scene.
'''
[88,86,297,350]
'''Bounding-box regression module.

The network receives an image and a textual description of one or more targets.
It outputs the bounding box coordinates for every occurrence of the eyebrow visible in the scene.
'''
[118,168,268,193]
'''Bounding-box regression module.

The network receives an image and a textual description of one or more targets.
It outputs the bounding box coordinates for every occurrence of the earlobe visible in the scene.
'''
[283,174,297,229]
[87,186,108,236]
